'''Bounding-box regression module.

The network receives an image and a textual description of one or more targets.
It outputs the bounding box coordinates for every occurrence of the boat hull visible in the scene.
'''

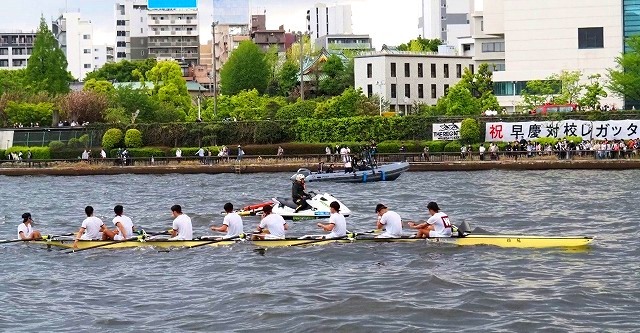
[33,235,594,250]
[293,162,410,183]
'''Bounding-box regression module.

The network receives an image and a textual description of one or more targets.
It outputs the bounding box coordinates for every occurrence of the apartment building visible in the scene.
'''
[306,3,353,40]
[52,12,96,80]
[419,0,470,52]
[0,32,35,70]
[355,50,474,114]
[315,34,373,51]
[147,9,199,66]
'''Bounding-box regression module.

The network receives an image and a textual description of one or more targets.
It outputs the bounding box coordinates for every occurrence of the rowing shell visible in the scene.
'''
[33,234,594,250]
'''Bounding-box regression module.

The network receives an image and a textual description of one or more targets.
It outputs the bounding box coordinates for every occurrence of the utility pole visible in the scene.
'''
[299,32,305,101]
[212,21,219,117]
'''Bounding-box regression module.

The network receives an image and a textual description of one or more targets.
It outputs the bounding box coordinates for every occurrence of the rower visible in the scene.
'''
[17,213,42,240]
[292,174,311,213]
[252,205,287,240]
[407,202,453,238]
[107,205,135,241]
[74,206,107,248]
[210,202,244,238]
[316,201,347,239]
[170,205,193,241]
[374,204,403,238]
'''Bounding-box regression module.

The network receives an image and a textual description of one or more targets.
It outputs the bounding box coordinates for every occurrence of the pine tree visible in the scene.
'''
[26,16,73,96]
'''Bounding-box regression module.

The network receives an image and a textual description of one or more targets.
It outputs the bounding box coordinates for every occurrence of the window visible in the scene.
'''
[578,27,604,49]
[83,34,91,40]
[444,84,450,95]
[117,20,125,26]
[456,64,462,78]
[367,84,373,97]
[481,42,505,52]
[391,84,397,98]
[83,64,91,69]
[0,60,8,67]
[444,64,449,78]
[405,84,411,98]
[404,63,410,77]
[367,63,372,78]
[418,84,424,99]
[0,48,7,55]
[431,63,436,78]
[117,41,126,47]
[418,63,423,78]
[492,63,506,71]
[391,62,396,77]
[83,49,91,54]
[117,31,126,37]
[431,84,437,98]
[141,28,144,34]
[469,64,475,75]
[117,52,126,58]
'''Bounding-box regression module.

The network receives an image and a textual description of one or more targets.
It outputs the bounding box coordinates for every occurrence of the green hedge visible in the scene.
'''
[444,141,463,153]
[0,149,5,160]
[110,148,168,158]
[51,149,85,159]
[102,128,123,151]
[49,141,66,152]
[6,146,51,160]
[125,129,143,148]
[168,147,220,157]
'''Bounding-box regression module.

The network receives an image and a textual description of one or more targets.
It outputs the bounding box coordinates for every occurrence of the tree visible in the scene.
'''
[58,91,109,123]
[608,35,640,102]
[520,80,556,113]
[460,118,481,144]
[319,55,347,96]
[314,87,373,118]
[26,16,72,95]
[579,74,608,111]
[549,70,583,104]
[124,129,143,148]
[85,59,157,83]
[275,100,317,119]
[277,60,300,97]
[0,69,30,95]
[397,36,442,52]
[83,79,115,95]
[460,63,500,112]
[145,60,191,114]
[441,85,481,116]
[220,41,269,95]
[5,101,54,126]
[111,85,159,123]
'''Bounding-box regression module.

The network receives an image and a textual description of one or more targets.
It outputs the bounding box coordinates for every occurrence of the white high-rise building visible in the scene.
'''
[115,0,149,61]
[93,45,114,71]
[52,12,96,81]
[419,0,470,51]
[306,3,352,40]
[472,0,626,112]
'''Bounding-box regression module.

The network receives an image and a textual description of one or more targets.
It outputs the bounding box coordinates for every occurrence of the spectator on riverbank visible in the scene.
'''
[422,146,430,161]
[277,146,284,159]
[237,145,245,162]
[479,144,485,161]
[176,148,182,164]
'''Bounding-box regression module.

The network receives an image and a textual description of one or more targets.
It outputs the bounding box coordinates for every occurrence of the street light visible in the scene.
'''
[375,80,385,116]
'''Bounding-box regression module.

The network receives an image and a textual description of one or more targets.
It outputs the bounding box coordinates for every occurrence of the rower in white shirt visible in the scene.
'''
[374,204,403,238]
[104,205,135,241]
[17,213,42,240]
[74,206,107,248]
[170,205,193,240]
[408,202,453,238]
[252,205,288,240]
[210,202,244,239]
[316,201,347,239]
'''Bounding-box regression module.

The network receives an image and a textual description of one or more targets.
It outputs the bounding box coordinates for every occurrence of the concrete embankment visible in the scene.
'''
[1,159,639,176]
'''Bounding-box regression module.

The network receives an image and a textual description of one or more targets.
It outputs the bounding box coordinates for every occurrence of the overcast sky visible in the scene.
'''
[0,0,421,48]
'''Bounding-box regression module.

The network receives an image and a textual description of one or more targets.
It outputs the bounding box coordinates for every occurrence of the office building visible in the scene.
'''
[52,12,96,80]
[354,49,474,114]
[0,32,36,70]
[472,0,625,112]
[306,3,352,40]
[315,34,373,51]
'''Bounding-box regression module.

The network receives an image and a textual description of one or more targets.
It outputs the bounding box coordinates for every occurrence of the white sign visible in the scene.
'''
[433,123,462,141]
[485,119,640,142]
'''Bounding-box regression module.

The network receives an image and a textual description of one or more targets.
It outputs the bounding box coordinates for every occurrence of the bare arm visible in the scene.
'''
[116,222,127,238]
[317,223,335,232]
[211,225,228,233]
[283,223,289,231]
[171,229,178,237]
[18,231,29,240]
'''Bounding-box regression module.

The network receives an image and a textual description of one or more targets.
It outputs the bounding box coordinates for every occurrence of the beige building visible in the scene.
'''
[471,0,625,112]
[355,49,474,114]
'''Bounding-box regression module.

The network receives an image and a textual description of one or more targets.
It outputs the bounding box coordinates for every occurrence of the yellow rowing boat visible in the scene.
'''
[33,234,594,250]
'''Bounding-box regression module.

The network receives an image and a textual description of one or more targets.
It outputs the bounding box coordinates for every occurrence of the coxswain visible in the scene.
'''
[74,206,107,248]
[292,174,311,213]
[211,202,244,238]
[316,201,347,239]
[252,205,288,240]
[407,202,453,238]
[104,205,135,240]
[170,205,193,240]
[374,204,403,238]
[17,213,42,240]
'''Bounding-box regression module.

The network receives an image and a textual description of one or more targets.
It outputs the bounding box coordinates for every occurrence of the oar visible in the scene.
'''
[0,233,75,244]
[288,235,349,247]
[66,236,141,254]
[188,234,243,249]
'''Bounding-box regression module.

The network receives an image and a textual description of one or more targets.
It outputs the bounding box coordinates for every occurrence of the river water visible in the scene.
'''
[0,170,637,332]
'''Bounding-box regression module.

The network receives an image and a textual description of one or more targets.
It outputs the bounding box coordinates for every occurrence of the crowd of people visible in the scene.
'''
[16,200,457,246]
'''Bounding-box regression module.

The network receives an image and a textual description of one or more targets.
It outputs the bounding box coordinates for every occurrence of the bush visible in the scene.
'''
[169,147,219,157]
[111,148,167,158]
[48,141,66,152]
[444,141,463,153]
[78,134,89,147]
[254,121,283,144]
[460,118,481,144]
[533,137,558,146]
[0,149,5,160]
[427,141,448,153]
[125,129,143,148]
[67,137,81,149]
[6,146,51,160]
[376,141,424,153]
[102,128,123,151]
[51,149,85,159]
